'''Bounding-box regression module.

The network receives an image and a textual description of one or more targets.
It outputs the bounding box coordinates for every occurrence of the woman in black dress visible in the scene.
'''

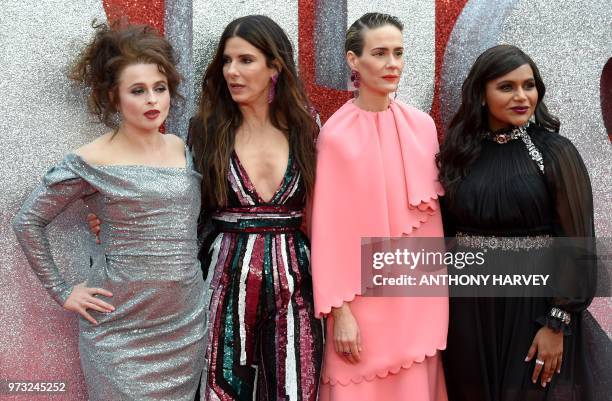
[437,44,606,401]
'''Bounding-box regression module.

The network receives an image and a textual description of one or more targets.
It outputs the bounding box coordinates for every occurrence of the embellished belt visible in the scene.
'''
[212,206,303,233]
[456,232,553,251]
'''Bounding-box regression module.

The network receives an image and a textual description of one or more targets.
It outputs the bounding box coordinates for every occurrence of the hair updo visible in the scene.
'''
[69,20,181,128]
[345,12,403,56]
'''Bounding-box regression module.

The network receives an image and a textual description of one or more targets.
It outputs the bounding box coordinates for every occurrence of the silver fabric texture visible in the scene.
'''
[12,147,206,401]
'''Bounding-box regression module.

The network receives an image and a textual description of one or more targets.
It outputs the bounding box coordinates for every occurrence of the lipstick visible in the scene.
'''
[510,106,529,114]
[144,110,160,119]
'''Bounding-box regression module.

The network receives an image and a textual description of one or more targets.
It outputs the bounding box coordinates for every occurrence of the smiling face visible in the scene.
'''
[115,63,170,133]
[484,63,539,131]
[347,24,404,96]
[222,36,278,106]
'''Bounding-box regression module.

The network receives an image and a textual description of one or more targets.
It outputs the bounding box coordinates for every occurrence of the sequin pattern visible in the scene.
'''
[12,146,207,401]
[201,152,323,401]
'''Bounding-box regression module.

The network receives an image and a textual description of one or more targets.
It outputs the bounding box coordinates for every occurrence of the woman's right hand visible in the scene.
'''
[87,213,101,244]
[63,282,114,325]
[331,303,362,364]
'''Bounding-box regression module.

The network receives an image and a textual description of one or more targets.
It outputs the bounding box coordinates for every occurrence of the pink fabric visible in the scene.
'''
[311,99,448,389]
[319,353,448,401]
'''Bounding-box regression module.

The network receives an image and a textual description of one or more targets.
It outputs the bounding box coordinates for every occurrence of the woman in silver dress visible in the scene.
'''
[12,22,206,401]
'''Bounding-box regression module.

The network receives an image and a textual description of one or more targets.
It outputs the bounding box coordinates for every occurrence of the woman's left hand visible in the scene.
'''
[525,326,564,387]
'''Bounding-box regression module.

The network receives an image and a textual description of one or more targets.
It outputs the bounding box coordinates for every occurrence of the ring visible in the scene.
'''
[535,359,544,365]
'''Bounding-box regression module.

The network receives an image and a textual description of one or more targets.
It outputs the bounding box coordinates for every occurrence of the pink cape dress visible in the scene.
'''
[311,99,448,401]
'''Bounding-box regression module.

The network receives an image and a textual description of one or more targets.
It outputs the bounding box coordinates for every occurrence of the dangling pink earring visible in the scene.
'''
[350,70,360,89]
[268,73,279,104]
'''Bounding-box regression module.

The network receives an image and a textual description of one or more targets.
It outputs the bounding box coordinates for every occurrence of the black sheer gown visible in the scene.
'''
[442,124,610,401]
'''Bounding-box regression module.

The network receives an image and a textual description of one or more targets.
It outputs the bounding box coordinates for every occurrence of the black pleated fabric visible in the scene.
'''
[441,124,610,401]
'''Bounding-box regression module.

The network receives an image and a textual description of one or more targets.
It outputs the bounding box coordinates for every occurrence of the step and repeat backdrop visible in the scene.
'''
[1,0,609,399]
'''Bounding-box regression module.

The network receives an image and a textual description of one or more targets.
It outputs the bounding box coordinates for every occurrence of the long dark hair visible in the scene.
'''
[436,44,560,200]
[190,15,317,209]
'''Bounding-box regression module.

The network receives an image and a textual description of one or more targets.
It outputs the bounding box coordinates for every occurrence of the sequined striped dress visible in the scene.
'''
[200,150,323,401]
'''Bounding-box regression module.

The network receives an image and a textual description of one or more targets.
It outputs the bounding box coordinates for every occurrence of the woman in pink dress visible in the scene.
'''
[311,12,448,401]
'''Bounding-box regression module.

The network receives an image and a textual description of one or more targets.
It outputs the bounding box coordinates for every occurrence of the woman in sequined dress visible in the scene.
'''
[437,45,607,401]
[311,13,448,401]
[12,23,206,401]
[188,15,323,401]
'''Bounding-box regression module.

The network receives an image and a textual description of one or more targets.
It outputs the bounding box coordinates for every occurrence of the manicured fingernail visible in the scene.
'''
[533,379,536,384]
[524,356,529,362]
[547,378,551,382]
[542,382,547,388]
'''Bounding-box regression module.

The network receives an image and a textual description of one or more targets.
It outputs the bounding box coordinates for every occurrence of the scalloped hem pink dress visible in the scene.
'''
[311,99,449,401]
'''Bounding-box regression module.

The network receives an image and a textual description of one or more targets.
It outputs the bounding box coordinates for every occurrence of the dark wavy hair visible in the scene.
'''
[436,44,560,200]
[190,15,317,209]
[69,20,181,128]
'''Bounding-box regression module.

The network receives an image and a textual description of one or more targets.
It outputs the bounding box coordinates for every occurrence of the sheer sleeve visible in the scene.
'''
[440,196,457,237]
[537,132,596,331]
[12,160,95,305]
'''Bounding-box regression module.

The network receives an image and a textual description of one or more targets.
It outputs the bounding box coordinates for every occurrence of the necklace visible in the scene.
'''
[482,123,545,173]
[483,124,528,144]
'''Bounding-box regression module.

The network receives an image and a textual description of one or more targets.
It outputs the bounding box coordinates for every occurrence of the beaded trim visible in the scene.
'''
[550,306,571,325]
[484,125,526,144]
[519,130,545,173]
[456,232,553,251]
[483,124,545,174]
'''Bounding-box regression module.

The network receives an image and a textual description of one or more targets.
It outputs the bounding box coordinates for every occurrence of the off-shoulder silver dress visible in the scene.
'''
[12,146,206,401]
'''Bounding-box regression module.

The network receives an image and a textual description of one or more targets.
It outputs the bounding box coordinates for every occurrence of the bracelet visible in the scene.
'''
[550,307,571,325]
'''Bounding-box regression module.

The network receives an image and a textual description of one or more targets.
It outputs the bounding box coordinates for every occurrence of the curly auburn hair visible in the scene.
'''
[69,20,181,128]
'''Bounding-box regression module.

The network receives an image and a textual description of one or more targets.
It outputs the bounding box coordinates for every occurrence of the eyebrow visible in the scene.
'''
[223,53,257,58]
[128,80,168,88]
[370,47,403,52]
[496,78,535,85]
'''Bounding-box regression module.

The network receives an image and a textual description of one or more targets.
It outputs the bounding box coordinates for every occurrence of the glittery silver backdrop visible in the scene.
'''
[0,1,107,400]
[440,0,611,239]
[165,0,195,139]
[1,1,609,399]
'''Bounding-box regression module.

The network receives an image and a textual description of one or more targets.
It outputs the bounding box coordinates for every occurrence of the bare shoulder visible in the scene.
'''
[163,133,187,160]
[73,132,115,164]
[163,133,186,149]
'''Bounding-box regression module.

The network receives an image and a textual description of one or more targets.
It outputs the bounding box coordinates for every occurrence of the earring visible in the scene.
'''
[350,70,360,89]
[268,73,279,104]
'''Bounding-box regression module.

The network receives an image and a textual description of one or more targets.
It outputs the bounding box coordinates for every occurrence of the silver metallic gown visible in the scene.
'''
[12,146,207,401]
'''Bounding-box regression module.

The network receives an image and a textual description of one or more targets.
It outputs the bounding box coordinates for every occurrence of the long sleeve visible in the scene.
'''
[440,196,457,237]
[536,132,597,327]
[12,160,95,306]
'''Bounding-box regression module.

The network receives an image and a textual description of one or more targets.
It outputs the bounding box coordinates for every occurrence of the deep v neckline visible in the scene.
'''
[232,149,292,204]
